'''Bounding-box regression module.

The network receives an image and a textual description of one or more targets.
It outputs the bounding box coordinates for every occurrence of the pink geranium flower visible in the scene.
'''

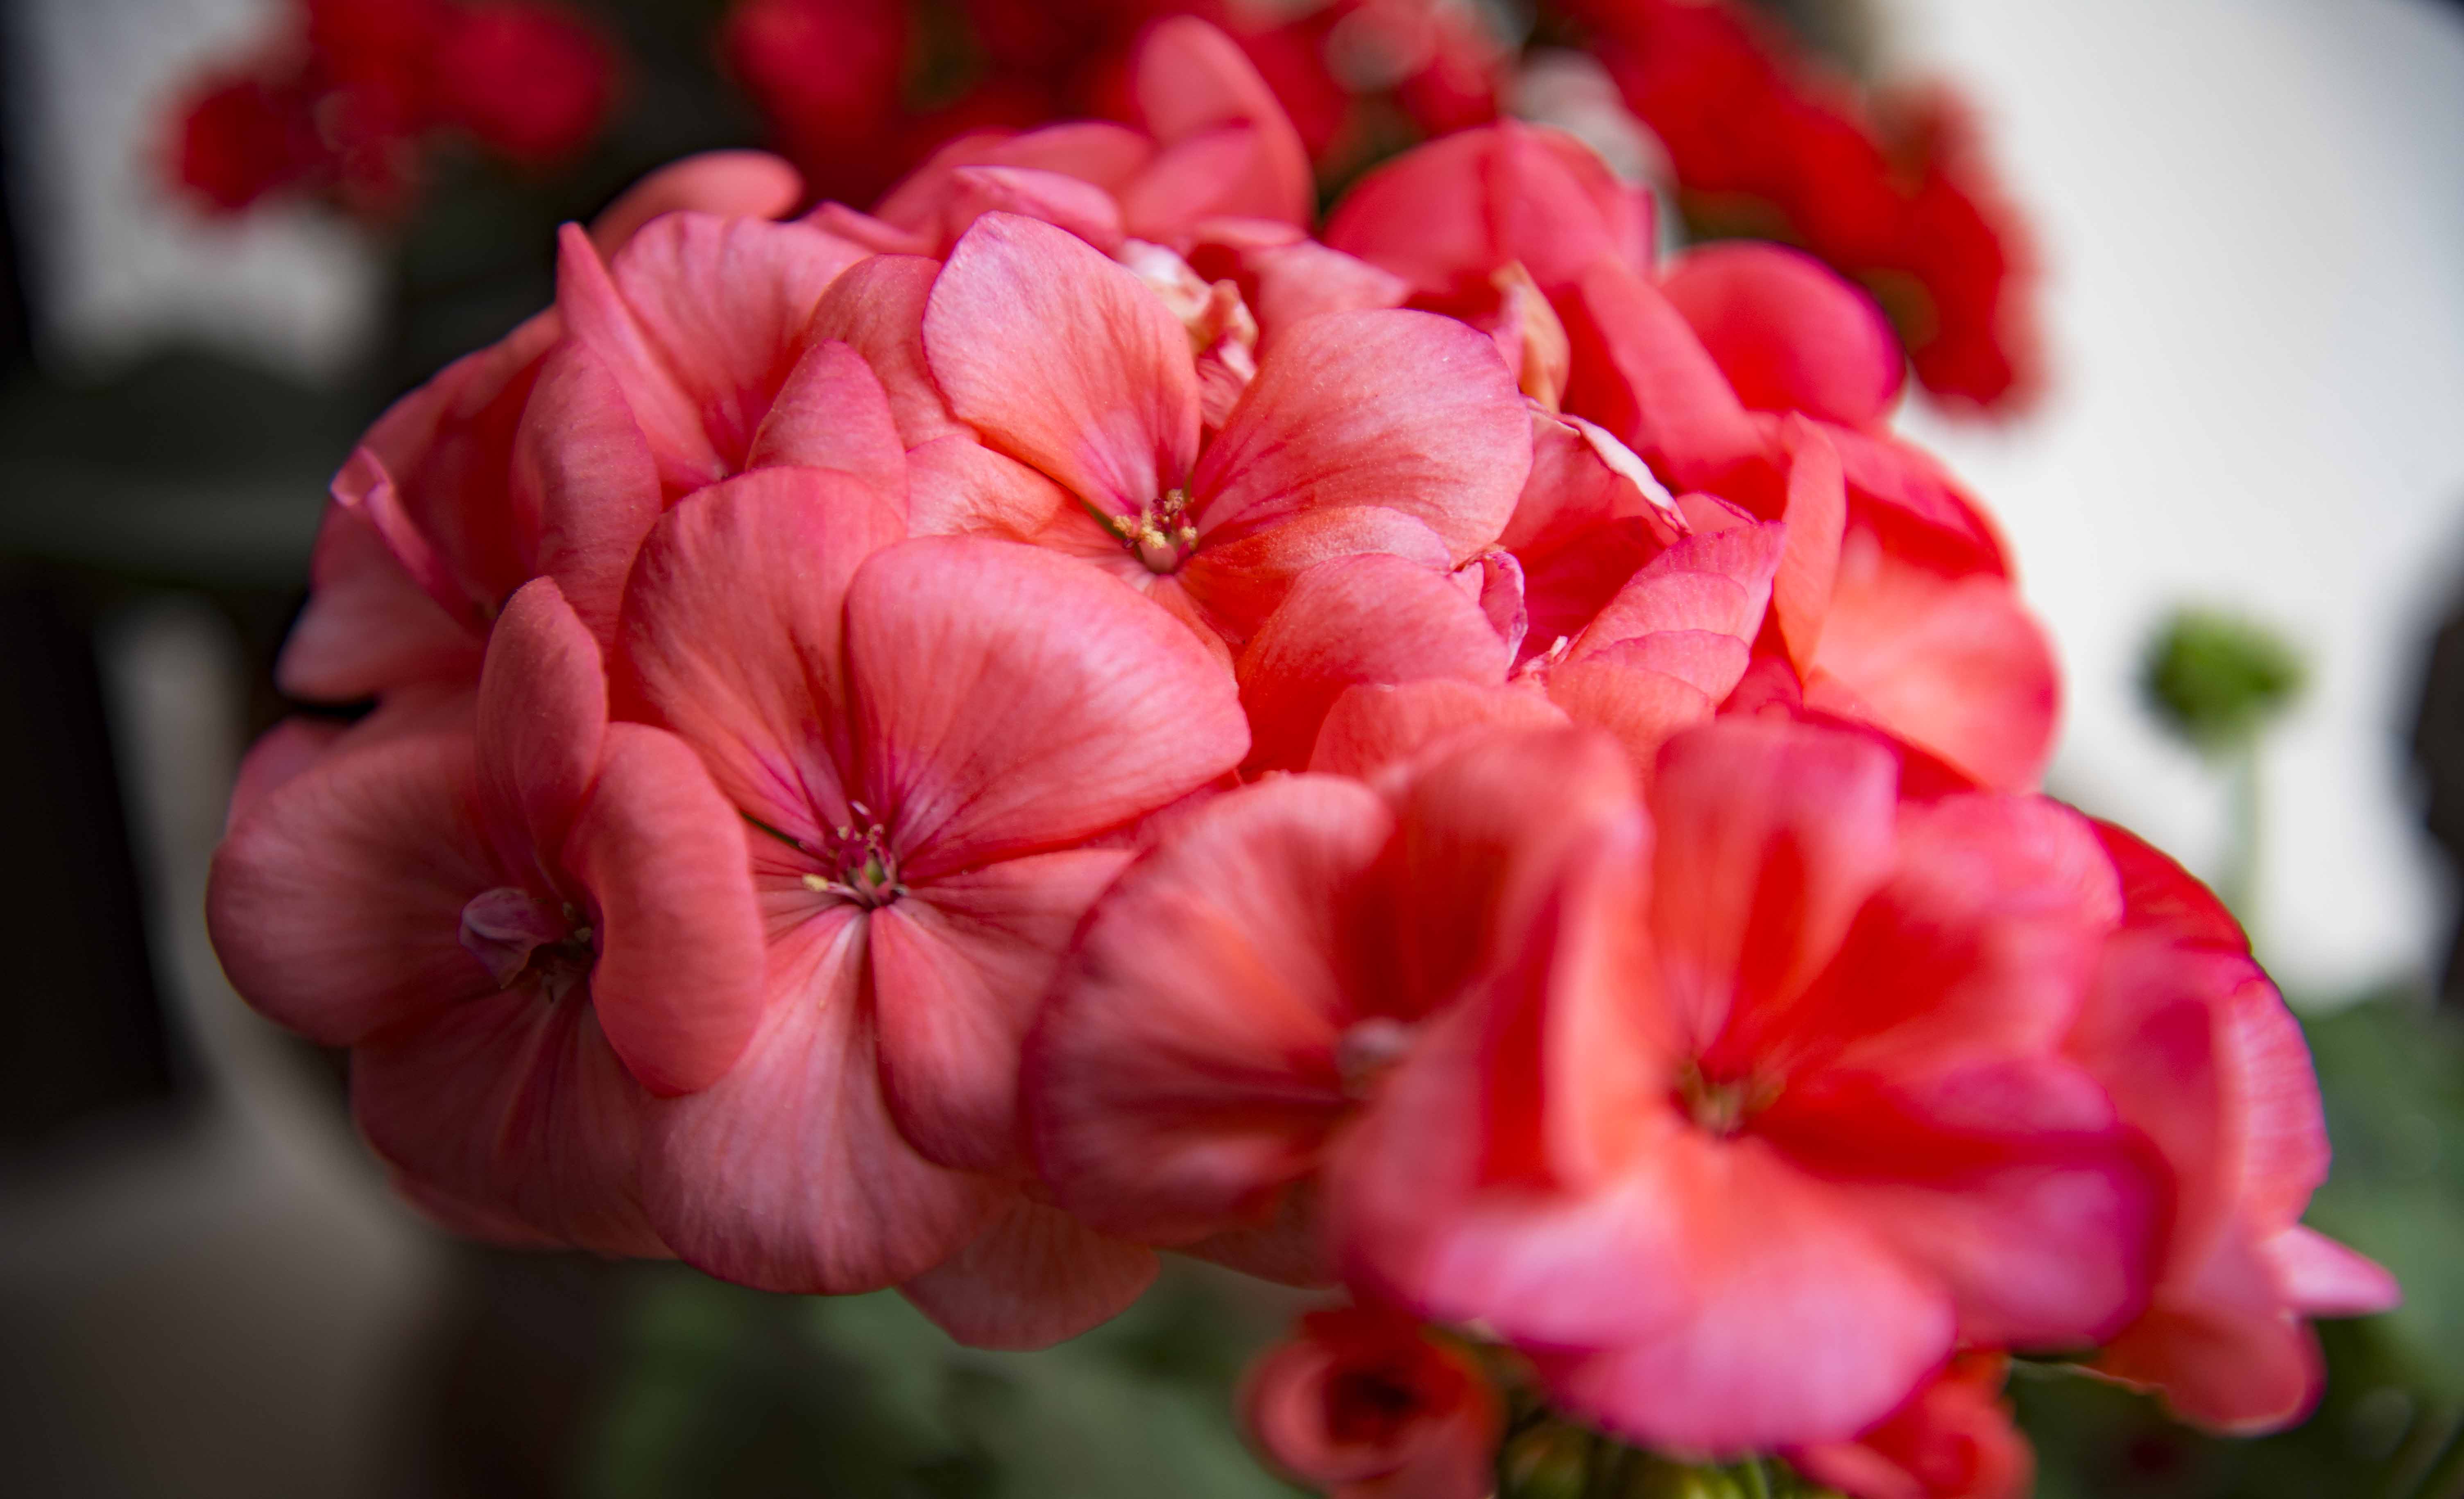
[1325,121,2059,790]
[278,152,845,702]
[210,578,766,1253]
[2073,825,2398,1431]
[916,212,1532,658]
[1333,718,2160,1452]
[1026,728,1643,1274]
[613,467,1246,1343]
[1242,1305,1502,1499]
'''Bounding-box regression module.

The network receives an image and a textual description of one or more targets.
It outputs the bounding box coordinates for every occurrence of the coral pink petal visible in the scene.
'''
[904,434,1073,538]
[605,212,872,473]
[1746,794,2121,1081]
[924,214,1199,515]
[2221,975,2333,1230]
[476,579,607,869]
[226,718,347,832]
[1807,529,2059,792]
[1194,310,1529,565]
[1309,680,1568,780]
[1379,728,1649,1014]
[2095,1226,2322,1433]
[1569,523,1782,667]
[1530,1142,1955,1454]
[1661,242,1906,426]
[900,1196,1160,1350]
[1768,1059,2160,1348]
[808,254,967,446]
[353,988,664,1257]
[387,1167,564,1250]
[1026,776,1394,1244]
[278,499,482,700]
[555,223,725,490]
[1132,17,1312,228]
[1504,410,1682,560]
[565,723,767,1097]
[1177,504,1453,646]
[1324,123,1651,297]
[1646,720,1901,1045]
[588,149,803,254]
[518,341,664,648]
[845,536,1245,880]
[618,469,906,837]
[1204,231,1411,345]
[743,339,909,503]
[1321,129,1504,298]
[642,911,1005,1291]
[2266,1226,2400,1317]
[1332,836,1695,1349]
[1772,418,1846,671]
[1236,554,1511,774]
[868,849,1134,1175]
[1829,428,2008,573]
[1542,654,1719,769]
[1562,260,1766,492]
[938,165,1125,253]
[206,731,497,1046]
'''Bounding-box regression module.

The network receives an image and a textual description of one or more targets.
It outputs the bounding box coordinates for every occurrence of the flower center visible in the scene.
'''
[459,886,594,1000]
[1676,1059,1777,1137]
[801,800,906,909]
[1335,1016,1419,1099]
[1106,487,1198,574]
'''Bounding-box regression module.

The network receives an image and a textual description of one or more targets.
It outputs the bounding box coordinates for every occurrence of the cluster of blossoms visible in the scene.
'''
[206,21,2390,1498]
[168,0,614,215]
[722,0,2038,411]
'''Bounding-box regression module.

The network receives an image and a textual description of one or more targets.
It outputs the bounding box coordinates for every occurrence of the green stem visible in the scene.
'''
[1739,1457,1775,1499]
[2216,742,2263,929]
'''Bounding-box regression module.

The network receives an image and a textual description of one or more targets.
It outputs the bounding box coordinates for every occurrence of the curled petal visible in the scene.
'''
[566,723,767,1097]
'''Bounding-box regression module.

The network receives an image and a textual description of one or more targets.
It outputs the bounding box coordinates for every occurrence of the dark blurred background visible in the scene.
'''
[4,2,2464,1495]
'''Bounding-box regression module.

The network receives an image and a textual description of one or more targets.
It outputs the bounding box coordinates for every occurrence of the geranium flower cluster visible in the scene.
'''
[206,22,2389,1497]
[721,0,2038,411]
[168,0,615,216]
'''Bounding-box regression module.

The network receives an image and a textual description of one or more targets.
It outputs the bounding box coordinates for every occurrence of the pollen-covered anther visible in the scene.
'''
[801,800,907,908]
[1676,1059,1779,1137]
[1114,487,1198,574]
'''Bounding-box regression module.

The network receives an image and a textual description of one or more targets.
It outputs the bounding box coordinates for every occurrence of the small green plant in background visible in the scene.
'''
[2138,606,2308,920]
